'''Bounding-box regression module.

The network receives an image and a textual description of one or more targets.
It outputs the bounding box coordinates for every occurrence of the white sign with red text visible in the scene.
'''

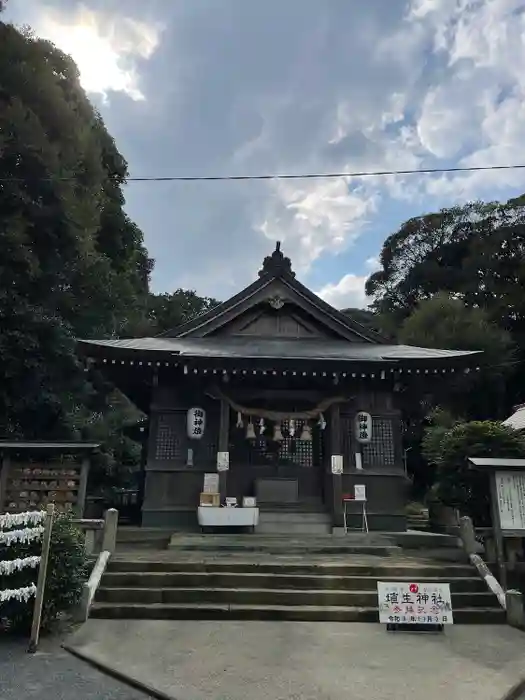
[377,581,454,625]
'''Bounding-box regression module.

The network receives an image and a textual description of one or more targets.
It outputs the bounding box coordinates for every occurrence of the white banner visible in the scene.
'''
[377,581,453,625]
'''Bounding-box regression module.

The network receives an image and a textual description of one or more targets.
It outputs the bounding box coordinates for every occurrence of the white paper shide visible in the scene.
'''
[377,581,454,625]
[0,509,45,608]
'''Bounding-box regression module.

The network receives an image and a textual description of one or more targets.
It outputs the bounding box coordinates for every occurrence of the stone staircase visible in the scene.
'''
[91,551,504,624]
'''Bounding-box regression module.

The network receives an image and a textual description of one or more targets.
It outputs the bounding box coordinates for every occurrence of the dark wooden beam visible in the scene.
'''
[218,398,230,500]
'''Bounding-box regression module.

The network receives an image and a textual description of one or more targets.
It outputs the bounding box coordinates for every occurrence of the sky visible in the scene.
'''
[5,0,525,309]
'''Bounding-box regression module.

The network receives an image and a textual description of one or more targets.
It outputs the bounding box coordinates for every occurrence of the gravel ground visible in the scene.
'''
[0,637,150,700]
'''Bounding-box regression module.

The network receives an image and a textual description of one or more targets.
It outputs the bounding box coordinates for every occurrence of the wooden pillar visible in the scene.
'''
[490,471,507,590]
[76,457,90,518]
[0,455,10,513]
[218,398,230,500]
[330,404,343,527]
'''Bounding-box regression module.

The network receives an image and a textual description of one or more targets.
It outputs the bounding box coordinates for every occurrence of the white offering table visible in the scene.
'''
[197,506,259,531]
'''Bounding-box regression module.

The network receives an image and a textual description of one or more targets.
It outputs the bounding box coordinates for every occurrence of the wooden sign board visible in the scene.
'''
[495,471,525,532]
[0,460,89,517]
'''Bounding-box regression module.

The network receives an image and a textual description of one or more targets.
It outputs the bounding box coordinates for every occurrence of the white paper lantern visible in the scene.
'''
[355,411,372,444]
[187,407,206,440]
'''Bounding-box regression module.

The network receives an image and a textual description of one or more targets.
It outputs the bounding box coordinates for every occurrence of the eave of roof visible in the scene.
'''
[0,441,100,451]
[468,457,525,470]
[78,336,480,364]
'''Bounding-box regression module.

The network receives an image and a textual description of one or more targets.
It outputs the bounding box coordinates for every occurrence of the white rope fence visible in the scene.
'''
[0,506,54,651]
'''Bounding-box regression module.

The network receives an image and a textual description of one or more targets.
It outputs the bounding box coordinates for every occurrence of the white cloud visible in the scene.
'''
[258,178,378,273]
[402,0,525,199]
[316,274,369,310]
[29,3,162,101]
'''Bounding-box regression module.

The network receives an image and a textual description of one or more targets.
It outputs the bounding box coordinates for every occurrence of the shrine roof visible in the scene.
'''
[78,336,479,364]
[161,242,387,343]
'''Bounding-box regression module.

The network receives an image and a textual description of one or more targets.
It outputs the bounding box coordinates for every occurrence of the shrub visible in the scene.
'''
[424,420,525,525]
[0,512,89,634]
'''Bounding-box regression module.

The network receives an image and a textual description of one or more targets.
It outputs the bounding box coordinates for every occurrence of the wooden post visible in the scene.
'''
[28,503,54,654]
[76,457,90,518]
[330,404,343,527]
[0,455,11,513]
[218,399,230,501]
[490,472,507,590]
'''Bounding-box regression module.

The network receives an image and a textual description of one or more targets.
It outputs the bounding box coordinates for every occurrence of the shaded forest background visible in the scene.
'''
[2,12,525,500]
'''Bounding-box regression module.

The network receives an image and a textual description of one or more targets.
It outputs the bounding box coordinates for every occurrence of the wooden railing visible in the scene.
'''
[458,516,524,629]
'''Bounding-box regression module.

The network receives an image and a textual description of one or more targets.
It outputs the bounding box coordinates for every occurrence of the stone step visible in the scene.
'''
[101,571,488,592]
[96,586,497,608]
[256,522,332,535]
[107,559,476,578]
[167,534,399,555]
[258,511,330,523]
[90,602,505,624]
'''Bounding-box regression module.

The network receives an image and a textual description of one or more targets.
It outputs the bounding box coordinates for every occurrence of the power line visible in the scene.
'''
[1,163,525,184]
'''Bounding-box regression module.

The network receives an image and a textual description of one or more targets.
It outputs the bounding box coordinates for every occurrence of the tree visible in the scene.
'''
[143,289,220,336]
[366,199,525,334]
[0,23,151,442]
[398,293,514,419]
[366,199,525,410]
[423,420,525,525]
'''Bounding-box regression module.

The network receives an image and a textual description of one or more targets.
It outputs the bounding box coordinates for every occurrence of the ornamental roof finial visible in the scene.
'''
[258,241,295,278]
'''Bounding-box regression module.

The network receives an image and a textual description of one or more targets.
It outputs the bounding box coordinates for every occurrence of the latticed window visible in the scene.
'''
[278,420,314,467]
[362,417,395,467]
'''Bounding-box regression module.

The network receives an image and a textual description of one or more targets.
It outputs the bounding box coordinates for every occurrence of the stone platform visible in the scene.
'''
[65,619,525,700]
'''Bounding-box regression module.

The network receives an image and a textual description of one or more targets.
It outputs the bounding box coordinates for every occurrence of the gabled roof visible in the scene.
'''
[162,242,387,344]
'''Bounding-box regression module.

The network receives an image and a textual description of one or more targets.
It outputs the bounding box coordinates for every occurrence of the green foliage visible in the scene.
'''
[421,407,462,467]
[366,199,525,410]
[399,293,514,367]
[142,289,221,336]
[0,23,151,471]
[424,421,525,525]
[399,294,514,418]
[0,513,89,634]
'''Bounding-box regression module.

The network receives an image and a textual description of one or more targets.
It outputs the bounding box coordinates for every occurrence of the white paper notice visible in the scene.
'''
[354,485,366,502]
[217,451,230,472]
[203,473,220,493]
[495,471,525,531]
[377,581,453,625]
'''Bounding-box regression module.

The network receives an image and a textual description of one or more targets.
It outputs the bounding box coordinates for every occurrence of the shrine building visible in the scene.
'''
[78,243,480,532]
